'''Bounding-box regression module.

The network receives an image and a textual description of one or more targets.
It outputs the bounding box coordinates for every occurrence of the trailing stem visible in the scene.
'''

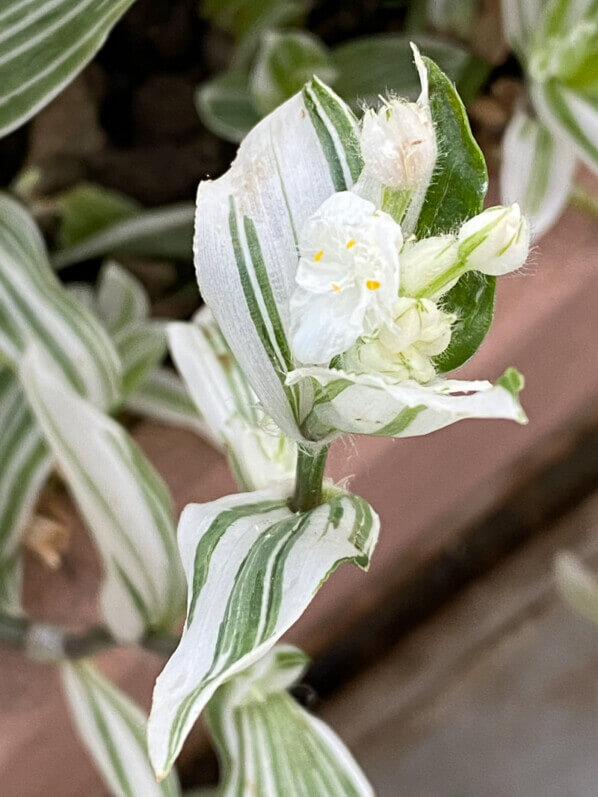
[0,610,178,662]
[290,444,329,513]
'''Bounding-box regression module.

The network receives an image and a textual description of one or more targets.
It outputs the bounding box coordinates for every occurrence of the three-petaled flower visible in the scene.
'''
[290,192,402,364]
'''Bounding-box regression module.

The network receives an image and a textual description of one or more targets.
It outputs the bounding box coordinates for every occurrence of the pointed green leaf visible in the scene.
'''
[59,184,140,249]
[411,57,494,369]
[206,645,373,796]
[62,660,181,797]
[51,203,195,269]
[148,485,379,777]
[433,271,496,373]
[20,346,184,642]
[415,57,488,238]
[195,72,261,144]
[251,30,337,115]
[0,194,121,409]
[0,0,137,137]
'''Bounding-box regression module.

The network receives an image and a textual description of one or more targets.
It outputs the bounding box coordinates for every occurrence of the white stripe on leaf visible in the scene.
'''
[20,345,184,642]
[168,311,296,491]
[500,0,544,57]
[205,645,373,797]
[500,108,576,238]
[123,367,217,445]
[68,262,167,400]
[531,81,598,172]
[148,484,379,778]
[286,366,527,440]
[0,368,52,611]
[0,0,137,137]
[0,195,122,410]
[62,660,181,797]
[193,79,362,442]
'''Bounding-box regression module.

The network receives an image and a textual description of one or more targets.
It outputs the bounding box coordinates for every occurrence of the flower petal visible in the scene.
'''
[290,285,366,365]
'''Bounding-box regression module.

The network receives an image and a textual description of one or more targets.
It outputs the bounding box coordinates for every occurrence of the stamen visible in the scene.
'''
[314,250,324,261]
[331,283,341,292]
[366,280,381,291]
[346,239,356,249]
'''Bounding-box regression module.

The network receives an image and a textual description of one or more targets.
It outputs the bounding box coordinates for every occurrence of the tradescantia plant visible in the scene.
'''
[146,46,531,787]
[0,35,534,797]
[500,0,598,238]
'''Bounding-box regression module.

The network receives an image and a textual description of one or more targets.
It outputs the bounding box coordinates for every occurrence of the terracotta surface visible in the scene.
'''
[1,189,597,793]
[319,493,598,795]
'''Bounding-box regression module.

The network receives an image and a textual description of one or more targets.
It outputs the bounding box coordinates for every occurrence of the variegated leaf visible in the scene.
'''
[124,367,217,444]
[500,0,544,57]
[501,108,576,238]
[531,81,598,172]
[148,485,379,778]
[20,345,184,642]
[0,368,52,611]
[114,321,167,397]
[0,0,137,137]
[206,645,373,797]
[96,261,150,335]
[52,203,195,269]
[193,78,363,442]
[0,194,121,410]
[70,262,167,399]
[62,660,181,797]
[168,311,296,491]
[287,366,527,440]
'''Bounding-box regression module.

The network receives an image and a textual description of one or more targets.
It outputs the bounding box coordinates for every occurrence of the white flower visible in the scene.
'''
[290,191,403,365]
[343,297,453,383]
[360,99,436,191]
[458,204,530,276]
[400,235,460,298]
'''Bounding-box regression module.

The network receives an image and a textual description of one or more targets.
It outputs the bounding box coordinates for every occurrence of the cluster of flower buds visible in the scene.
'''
[289,91,530,384]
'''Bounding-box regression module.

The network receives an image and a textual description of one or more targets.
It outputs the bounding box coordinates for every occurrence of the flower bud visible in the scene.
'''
[360,99,436,191]
[343,297,453,384]
[399,235,460,298]
[457,204,530,276]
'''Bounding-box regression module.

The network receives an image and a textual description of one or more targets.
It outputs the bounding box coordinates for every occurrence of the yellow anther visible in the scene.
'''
[314,250,324,261]
[346,239,356,249]
[331,283,341,292]
[366,279,381,291]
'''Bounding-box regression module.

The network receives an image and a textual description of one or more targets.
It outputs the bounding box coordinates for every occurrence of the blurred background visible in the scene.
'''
[1,1,598,794]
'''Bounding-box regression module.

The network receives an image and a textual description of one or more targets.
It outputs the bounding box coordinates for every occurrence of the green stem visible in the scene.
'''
[569,182,598,221]
[0,610,179,662]
[290,445,329,513]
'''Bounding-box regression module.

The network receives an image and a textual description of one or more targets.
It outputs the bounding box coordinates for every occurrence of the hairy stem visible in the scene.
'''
[290,445,329,513]
[569,182,598,220]
[0,610,179,662]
